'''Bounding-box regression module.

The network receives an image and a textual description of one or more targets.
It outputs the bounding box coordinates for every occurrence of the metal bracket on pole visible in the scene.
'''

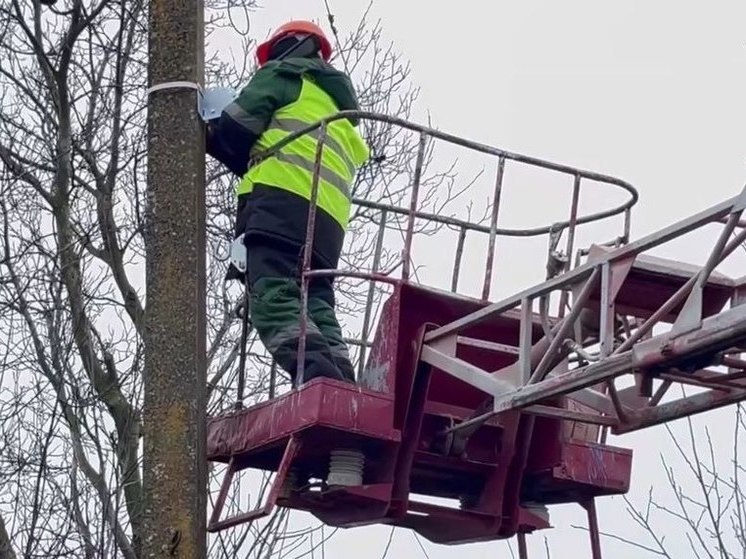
[146,82,238,124]
[198,87,238,122]
[229,234,248,275]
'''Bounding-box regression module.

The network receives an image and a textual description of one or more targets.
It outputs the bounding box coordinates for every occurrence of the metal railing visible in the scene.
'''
[420,188,746,437]
[248,110,638,385]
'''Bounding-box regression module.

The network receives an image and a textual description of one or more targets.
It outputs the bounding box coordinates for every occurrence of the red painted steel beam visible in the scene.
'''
[522,405,617,427]
[489,304,746,416]
[615,387,746,434]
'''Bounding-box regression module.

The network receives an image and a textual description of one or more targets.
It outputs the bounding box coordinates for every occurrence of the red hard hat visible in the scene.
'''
[256,20,333,66]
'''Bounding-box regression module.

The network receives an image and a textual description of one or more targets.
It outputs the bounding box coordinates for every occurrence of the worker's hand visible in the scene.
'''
[205,121,248,177]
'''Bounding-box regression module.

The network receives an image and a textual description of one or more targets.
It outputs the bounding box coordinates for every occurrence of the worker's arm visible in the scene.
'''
[206,63,297,176]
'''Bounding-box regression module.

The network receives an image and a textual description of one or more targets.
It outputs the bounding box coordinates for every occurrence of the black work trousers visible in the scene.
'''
[245,238,356,386]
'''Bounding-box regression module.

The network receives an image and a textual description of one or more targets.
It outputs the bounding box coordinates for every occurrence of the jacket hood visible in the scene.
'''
[268,57,362,125]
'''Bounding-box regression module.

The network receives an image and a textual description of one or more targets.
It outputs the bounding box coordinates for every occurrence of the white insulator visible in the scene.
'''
[327,449,365,487]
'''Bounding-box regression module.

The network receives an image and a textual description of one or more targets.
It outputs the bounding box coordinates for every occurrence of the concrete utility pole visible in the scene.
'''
[143,0,206,556]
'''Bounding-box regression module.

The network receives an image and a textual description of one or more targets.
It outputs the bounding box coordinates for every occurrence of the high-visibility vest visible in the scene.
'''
[237,76,370,229]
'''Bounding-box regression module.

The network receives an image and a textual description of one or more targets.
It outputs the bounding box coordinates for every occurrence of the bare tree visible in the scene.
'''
[0,1,471,557]
[618,406,745,558]
[572,403,746,558]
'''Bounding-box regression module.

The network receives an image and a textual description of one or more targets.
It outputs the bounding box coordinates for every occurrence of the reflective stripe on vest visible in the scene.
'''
[270,117,357,178]
[237,77,370,229]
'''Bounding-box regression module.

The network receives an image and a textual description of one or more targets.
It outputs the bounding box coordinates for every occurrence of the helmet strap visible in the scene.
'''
[268,34,321,61]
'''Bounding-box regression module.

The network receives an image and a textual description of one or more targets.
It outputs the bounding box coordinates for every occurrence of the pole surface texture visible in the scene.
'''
[143,0,206,556]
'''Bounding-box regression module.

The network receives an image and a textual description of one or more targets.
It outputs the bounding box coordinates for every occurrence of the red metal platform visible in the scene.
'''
[206,110,746,557]
[207,282,633,544]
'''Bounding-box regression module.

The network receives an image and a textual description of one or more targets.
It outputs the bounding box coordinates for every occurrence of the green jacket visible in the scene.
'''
[207,57,365,276]
[207,57,362,177]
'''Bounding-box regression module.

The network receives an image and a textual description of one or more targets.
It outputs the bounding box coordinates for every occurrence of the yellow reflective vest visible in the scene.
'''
[237,77,370,230]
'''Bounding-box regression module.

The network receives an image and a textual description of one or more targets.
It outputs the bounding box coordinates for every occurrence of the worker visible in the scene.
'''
[206,20,370,387]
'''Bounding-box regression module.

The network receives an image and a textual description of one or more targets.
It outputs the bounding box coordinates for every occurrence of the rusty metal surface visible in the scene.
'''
[207,282,635,545]
[452,226,468,292]
[582,500,604,559]
[482,157,506,300]
[402,132,428,281]
[207,436,301,532]
[523,437,631,505]
[210,103,746,554]
[425,192,742,343]
[415,189,746,440]
[206,378,400,462]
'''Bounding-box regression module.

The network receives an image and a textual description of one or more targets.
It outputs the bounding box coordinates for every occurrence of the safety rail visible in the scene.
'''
[421,189,746,439]
[213,105,746,559]
[235,110,639,397]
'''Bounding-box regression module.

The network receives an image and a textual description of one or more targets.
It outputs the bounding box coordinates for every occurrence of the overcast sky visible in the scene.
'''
[226,2,746,557]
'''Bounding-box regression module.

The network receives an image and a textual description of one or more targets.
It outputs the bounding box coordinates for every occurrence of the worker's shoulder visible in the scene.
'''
[242,59,322,90]
[242,58,359,114]
[264,57,349,79]
[235,61,303,104]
